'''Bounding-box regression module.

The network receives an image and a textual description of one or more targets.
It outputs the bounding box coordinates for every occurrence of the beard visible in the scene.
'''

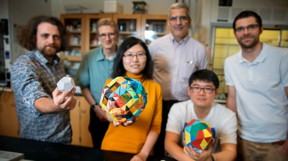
[238,35,260,49]
[39,45,60,59]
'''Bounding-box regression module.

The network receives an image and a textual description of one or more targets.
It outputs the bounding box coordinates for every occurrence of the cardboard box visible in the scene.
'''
[104,0,123,13]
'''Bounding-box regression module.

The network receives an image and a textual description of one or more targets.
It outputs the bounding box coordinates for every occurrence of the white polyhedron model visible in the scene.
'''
[57,76,75,92]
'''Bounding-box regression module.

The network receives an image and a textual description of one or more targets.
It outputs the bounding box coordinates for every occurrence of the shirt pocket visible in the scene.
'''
[183,60,197,82]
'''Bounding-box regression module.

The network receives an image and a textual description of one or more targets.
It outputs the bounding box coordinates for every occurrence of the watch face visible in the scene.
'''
[91,104,97,109]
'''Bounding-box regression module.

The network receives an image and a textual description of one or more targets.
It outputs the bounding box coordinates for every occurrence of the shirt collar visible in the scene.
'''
[168,33,189,45]
[96,47,106,61]
[34,50,60,65]
[96,46,116,61]
[239,43,266,65]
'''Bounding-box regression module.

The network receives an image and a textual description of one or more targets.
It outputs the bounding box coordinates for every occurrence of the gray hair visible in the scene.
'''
[169,2,191,19]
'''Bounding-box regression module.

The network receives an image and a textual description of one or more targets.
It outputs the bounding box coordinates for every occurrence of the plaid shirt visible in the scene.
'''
[11,50,71,144]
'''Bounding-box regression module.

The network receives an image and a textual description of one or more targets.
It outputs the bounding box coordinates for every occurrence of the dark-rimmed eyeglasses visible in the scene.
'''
[235,24,259,33]
[170,16,189,23]
[98,33,117,39]
[190,86,215,94]
[124,52,146,60]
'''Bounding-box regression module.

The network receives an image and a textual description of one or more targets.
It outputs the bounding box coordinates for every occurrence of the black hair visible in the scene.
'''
[188,69,219,89]
[233,10,262,31]
[111,37,153,79]
[19,15,68,51]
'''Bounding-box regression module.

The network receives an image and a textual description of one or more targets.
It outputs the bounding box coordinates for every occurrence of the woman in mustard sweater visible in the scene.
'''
[101,37,163,161]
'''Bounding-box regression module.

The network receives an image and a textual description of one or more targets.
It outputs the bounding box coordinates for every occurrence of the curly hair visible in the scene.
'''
[18,15,68,51]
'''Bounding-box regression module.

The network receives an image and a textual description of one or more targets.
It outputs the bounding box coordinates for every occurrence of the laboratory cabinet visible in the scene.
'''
[60,14,168,77]
[0,91,19,137]
[70,96,93,147]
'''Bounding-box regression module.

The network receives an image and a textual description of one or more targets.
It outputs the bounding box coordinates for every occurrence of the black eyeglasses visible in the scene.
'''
[235,24,259,33]
[124,52,146,60]
[98,33,117,39]
[170,16,189,23]
[190,86,215,94]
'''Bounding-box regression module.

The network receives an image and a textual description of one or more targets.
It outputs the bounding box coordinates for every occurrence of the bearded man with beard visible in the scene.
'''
[11,16,77,144]
[224,11,288,161]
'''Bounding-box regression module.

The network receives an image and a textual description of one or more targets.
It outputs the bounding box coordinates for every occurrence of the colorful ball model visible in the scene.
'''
[99,76,147,123]
[184,119,214,153]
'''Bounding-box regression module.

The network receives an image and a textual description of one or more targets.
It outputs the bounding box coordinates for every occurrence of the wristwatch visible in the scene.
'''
[90,102,98,109]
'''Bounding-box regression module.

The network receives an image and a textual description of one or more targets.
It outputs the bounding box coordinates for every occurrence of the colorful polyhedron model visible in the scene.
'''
[183,119,214,153]
[99,76,147,123]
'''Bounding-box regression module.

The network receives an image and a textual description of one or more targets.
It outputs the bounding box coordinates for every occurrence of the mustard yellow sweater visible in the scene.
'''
[101,72,162,154]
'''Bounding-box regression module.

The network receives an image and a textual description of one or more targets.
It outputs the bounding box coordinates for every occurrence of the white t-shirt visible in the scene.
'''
[166,100,237,153]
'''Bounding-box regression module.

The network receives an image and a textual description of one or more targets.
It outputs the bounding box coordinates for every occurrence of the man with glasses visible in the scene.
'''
[224,10,288,161]
[165,69,237,161]
[149,2,208,155]
[75,18,119,149]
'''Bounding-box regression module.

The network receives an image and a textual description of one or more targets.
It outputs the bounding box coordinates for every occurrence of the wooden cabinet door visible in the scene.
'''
[113,14,142,44]
[78,96,93,147]
[86,14,114,50]
[70,97,81,145]
[61,14,88,62]
[70,96,93,147]
[141,15,169,44]
[0,92,19,137]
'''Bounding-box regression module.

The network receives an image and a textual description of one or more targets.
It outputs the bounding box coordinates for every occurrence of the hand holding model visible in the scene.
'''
[55,76,77,111]
[99,76,147,127]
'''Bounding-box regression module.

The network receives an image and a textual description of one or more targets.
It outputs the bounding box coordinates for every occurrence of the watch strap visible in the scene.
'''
[90,102,98,109]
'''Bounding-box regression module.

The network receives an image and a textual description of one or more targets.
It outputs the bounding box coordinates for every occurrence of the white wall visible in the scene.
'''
[10,0,51,25]
[0,0,9,19]
[4,0,51,61]
[51,0,176,18]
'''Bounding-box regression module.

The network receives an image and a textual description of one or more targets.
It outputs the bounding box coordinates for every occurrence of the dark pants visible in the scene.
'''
[154,100,179,156]
[89,108,109,149]
[103,151,135,161]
